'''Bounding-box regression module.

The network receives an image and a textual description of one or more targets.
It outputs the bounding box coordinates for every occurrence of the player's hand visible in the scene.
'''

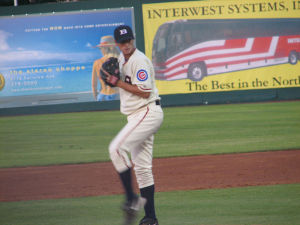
[100,69,120,87]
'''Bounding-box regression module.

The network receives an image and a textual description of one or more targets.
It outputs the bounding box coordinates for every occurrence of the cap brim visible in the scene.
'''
[116,37,134,43]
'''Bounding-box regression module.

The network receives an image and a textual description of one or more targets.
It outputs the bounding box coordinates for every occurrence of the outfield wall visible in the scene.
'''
[0,0,300,116]
[1,87,300,116]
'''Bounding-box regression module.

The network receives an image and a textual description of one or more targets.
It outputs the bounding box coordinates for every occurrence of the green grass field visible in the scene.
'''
[1,184,299,225]
[1,101,300,225]
[1,101,300,168]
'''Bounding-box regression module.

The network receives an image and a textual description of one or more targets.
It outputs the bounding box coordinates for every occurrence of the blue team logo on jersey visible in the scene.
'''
[137,69,148,81]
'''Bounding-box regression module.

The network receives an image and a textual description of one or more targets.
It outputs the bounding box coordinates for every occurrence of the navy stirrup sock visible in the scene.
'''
[119,168,135,202]
[140,184,156,219]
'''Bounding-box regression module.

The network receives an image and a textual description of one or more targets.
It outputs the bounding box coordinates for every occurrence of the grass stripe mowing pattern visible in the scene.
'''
[0,184,299,225]
[1,101,300,167]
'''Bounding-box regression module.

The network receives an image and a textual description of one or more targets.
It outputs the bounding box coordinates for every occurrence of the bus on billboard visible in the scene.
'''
[152,18,300,81]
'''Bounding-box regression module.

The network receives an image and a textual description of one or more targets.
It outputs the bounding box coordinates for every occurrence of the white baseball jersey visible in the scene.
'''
[118,49,160,115]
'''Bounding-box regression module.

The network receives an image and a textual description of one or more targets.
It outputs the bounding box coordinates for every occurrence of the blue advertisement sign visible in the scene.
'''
[0,8,133,108]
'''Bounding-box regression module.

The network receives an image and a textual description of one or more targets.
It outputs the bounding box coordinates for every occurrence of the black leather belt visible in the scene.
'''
[155,100,160,105]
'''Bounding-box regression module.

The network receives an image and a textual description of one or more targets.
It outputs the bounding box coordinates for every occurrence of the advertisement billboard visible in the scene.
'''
[0,8,134,108]
[142,0,300,95]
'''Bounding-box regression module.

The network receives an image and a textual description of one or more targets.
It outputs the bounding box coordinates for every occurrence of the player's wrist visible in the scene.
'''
[115,79,122,87]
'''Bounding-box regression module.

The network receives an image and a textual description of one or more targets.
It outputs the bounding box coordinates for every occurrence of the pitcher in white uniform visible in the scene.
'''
[108,25,163,225]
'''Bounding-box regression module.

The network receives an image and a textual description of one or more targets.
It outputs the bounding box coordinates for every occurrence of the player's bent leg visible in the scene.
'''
[109,141,132,172]
[108,120,137,172]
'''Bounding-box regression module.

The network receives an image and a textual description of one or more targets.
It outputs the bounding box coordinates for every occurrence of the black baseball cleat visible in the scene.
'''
[139,217,159,225]
[122,195,146,225]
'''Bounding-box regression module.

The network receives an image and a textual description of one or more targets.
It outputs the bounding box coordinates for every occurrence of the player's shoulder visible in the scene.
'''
[132,49,150,63]
[134,49,147,58]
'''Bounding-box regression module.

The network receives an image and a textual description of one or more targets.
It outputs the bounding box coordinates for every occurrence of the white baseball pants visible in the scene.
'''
[109,102,164,188]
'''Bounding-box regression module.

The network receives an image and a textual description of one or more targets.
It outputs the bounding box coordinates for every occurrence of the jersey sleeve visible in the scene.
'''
[131,58,153,92]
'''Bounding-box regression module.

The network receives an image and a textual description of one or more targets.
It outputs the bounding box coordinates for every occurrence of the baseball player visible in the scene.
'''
[92,35,119,101]
[100,25,163,225]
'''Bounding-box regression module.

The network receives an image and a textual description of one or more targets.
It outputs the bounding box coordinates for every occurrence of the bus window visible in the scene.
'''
[152,24,170,64]
[166,23,184,57]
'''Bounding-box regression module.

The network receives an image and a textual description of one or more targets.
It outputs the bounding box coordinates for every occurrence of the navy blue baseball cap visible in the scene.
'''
[114,25,135,43]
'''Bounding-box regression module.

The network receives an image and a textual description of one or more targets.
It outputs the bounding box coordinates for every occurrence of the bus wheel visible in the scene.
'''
[187,62,207,81]
[288,51,298,65]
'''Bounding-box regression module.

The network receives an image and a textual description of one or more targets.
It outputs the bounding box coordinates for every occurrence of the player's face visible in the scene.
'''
[117,39,135,57]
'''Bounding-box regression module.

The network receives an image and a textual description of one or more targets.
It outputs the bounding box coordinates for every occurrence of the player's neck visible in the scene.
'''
[124,48,136,62]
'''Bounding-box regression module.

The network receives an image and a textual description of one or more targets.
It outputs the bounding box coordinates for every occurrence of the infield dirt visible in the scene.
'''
[1,150,300,202]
